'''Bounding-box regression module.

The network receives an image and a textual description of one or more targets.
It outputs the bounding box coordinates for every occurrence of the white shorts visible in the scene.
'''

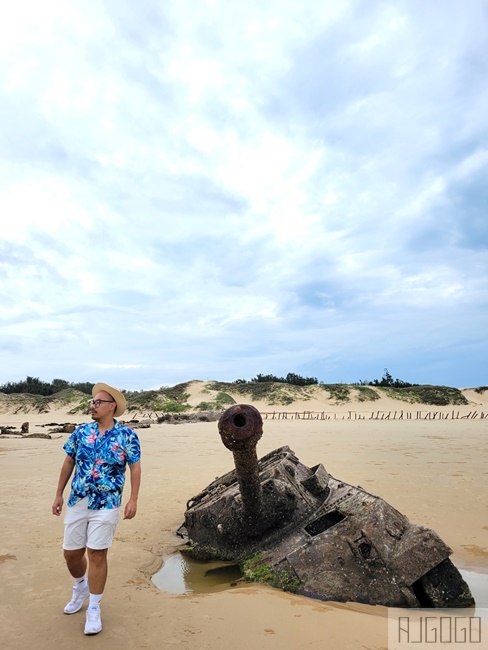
[63,497,120,551]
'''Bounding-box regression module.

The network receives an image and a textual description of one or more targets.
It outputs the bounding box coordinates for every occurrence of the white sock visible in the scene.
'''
[89,593,102,608]
[75,576,87,589]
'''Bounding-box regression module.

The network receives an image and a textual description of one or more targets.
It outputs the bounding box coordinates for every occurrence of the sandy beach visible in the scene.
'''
[1,397,487,649]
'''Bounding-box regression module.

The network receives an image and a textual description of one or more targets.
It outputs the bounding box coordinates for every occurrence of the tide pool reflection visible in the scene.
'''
[460,569,488,610]
[152,553,243,595]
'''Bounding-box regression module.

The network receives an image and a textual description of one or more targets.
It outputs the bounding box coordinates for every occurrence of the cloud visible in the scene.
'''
[0,0,487,390]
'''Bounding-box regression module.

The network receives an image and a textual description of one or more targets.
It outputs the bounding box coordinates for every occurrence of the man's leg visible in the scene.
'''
[83,548,108,635]
[63,548,89,614]
[83,507,119,635]
[87,548,108,594]
[64,548,87,578]
[63,498,90,601]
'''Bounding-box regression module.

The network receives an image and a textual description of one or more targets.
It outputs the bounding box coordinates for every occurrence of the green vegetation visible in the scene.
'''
[270,392,295,406]
[33,395,50,413]
[207,381,273,402]
[215,391,235,404]
[219,372,319,405]
[375,385,468,406]
[159,382,191,402]
[356,386,381,402]
[124,383,192,413]
[206,381,308,406]
[325,382,397,402]
[195,402,216,411]
[0,374,476,411]
[160,401,192,413]
[360,368,418,389]
[124,390,162,410]
[0,376,94,396]
[232,372,318,386]
[125,394,192,413]
[242,556,276,583]
[53,388,88,403]
[183,543,229,562]
[320,384,351,402]
[241,555,302,593]
[68,398,91,415]
[196,392,236,411]
[352,369,468,405]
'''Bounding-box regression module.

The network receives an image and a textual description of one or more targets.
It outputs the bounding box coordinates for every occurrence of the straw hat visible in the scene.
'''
[92,382,126,417]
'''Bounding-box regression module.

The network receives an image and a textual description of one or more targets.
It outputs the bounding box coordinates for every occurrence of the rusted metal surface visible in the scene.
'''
[180,405,475,608]
[218,404,264,534]
[218,403,263,451]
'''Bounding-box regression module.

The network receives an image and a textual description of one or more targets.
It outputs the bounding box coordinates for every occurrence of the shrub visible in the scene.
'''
[196,392,236,411]
[160,401,191,413]
[249,372,318,386]
[368,368,418,388]
[374,385,468,406]
[196,401,215,411]
[159,382,191,403]
[320,384,351,402]
[356,386,380,402]
[215,392,236,405]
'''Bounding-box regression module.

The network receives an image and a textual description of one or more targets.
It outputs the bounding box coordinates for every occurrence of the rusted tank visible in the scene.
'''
[179,404,475,607]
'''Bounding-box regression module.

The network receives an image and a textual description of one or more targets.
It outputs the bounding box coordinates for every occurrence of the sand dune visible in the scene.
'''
[1,381,488,424]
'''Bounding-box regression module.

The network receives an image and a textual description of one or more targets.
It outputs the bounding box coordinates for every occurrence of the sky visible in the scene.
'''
[1,0,487,391]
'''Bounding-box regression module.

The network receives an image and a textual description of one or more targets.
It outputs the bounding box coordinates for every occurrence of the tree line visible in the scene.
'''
[0,368,416,396]
[357,368,418,389]
[233,373,319,386]
[235,368,417,389]
[0,376,94,396]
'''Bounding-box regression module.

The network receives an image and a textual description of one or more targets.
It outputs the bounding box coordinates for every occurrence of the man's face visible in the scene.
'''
[90,391,116,421]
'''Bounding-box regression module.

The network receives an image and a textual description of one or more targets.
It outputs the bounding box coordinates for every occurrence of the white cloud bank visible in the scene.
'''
[0,0,487,389]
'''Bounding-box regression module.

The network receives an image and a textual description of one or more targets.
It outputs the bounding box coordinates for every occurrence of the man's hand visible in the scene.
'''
[52,455,74,516]
[52,496,63,516]
[123,498,138,520]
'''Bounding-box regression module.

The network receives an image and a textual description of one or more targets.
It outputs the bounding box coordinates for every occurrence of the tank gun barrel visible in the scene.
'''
[218,404,264,533]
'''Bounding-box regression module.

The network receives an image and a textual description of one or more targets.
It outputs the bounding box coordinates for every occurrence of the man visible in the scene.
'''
[52,382,141,636]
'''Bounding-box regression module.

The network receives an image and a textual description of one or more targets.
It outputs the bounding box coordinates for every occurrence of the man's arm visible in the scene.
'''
[124,460,141,520]
[52,454,75,516]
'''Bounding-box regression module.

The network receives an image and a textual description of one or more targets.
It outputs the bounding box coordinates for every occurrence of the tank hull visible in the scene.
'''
[181,445,474,607]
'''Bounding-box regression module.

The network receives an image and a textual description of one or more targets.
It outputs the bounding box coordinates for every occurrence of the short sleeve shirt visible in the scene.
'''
[63,420,141,510]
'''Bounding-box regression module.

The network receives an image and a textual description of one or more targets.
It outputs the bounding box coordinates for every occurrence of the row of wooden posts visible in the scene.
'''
[262,410,487,421]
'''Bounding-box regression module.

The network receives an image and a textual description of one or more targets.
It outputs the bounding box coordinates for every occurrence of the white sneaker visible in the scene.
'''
[84,606,102,635]
[64,583,89,614]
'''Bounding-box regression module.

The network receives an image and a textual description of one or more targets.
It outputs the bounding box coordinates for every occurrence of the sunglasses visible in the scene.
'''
[90,399,115,408]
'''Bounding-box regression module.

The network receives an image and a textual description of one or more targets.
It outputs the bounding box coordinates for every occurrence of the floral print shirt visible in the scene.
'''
[64,420,141,510]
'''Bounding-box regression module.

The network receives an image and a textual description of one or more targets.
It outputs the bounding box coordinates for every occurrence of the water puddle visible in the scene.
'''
[460,568,488,609]
[152,554,488,607]
[151,553,243,595]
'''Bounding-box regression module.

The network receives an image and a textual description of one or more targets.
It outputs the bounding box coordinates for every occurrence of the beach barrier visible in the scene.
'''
[261,410,488,421]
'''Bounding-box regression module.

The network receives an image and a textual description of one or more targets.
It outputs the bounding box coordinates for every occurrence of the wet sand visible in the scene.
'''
[1,409,487,649]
